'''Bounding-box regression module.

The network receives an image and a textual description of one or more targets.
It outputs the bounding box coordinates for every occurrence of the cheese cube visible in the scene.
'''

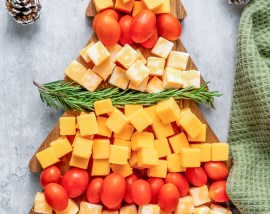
[79,202,102,214]
[156,97,181,123]
[189,185,211,206]
[109,145,129,165]
[55,199,79,214]
[129,76,149,92]
[144,105,161,124]
[153,0,170,14]
[111,163,133,177]
[128,108,152,131]
[151,37,174,59]
[138,204,160,214]
[73,137,93,159]
[64,60,87,83]
[114,123,135,140]
[137,148,159,168]
[180,148,200,167]
[147,160,167,178]
[154,138,171,158]
[106,109,129,134]
[126,60,150,86]
[131,131,154,151]
[147,56,165,76]
[115,0,135,13]
[182,70,201,88]
[176,108,192,126]
[160,211,171,214]
[116,44,140,69]
[174,196,195,214]
[97,117,112,138]
[73,130,94,147]
[59,117,76,136]
[50,136,73,158]
[92,159,110,176]
[77,113,99,136]
[36,147,59,169]
[211,143,229,161]
[106,44,123,63]
[193,206,211,214]
[109,66,130,90]
[93,0,113,12]
[163,67,183,89]
[120,205,137,214]
[102,211,118,214]
[93,139,110,159]
[34,192,53,214]
[168,133,190,154]
[167,153,185,172]
[136,49,147,64]
[142,0,163,10]
[70,154,89,169]
[167,51,189,70]
[188,124,206,142]
[94,99,114,116]
[210,204,232,214]
[132,1,145,17]
[179,112,204,138]
[190,144,211,162]
[80,42,94,63]
[125,104,143,117]
[78,69,103,92]
[114,138,131,158]
[146,76,164,93]
[87,41,110,66]
[92,59,116,81]
[152,122,174,139]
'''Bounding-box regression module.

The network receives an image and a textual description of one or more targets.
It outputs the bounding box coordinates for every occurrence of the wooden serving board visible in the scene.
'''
[86,0,187,20]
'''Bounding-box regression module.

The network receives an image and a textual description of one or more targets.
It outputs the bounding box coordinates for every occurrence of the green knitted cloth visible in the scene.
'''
[227,0,270,213]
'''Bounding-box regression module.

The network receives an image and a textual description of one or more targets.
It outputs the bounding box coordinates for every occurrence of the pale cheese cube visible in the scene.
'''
[34,192,53,214]
[93,0,113,12]
[126,60,150,86]
[146,76,164,93]
[163,67,183,89]
[92,59,116,81]
[106,44,123,63]
[65,60,87,83]
[167,51,189,70]
[193,206,211,214]
[137,49,147,64]
[147,56,165,76]
[109,66,129,90]
[210,204,232,214]
[182,70,201,88]
[116,44,140,69]
[78,69,102,92]
[189,185,211,206]
[174,195,195,214]
[102,211,118,214]
[129,76,149,92]
[80,42,94,63]
[87,41,110,66]
[138,204,160,214]
[151,37,174,59]
[79,202,102,214]
[120,205,137,214]
[55,199,79,214]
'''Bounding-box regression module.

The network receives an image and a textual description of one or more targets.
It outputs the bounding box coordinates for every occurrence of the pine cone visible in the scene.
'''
[228,0,249,4]
[5,0,41,25]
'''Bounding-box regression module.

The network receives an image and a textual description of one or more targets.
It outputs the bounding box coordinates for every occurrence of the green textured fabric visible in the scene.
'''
[227,0,270,213]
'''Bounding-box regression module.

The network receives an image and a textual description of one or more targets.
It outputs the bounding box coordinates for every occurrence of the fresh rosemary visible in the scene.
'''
[34,80,222,112]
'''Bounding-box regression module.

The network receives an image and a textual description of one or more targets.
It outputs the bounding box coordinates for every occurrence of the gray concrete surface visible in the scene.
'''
[0,0,245,213]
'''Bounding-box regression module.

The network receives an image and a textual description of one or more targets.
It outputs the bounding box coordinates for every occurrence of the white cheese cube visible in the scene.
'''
[129,76,149,92]
[146,76,164,93]
[120,205,137,214]
[126,60,150,86]
[87,41,110,66]
[65,60,87,83]
[167,51,189,70]
[80,42,95,63]
[138,204,160,214]
[174,195,195,214]
[116,44,140,69]
[78,69,103,92]
[106,44,123,63]
[102,211,118,214]
[147,56,165,76]
[79,202,102,214]
[189,185,211,206]
[163,67,183,89]
[137,49,147,64]
[34,192,53,214]
[193,205,211,214]
[151,37,174,59]
[92,59,116,81]
[55,199,79,214]
[109,66,129,90]
[181,70,201,88]
[210,204,232,214]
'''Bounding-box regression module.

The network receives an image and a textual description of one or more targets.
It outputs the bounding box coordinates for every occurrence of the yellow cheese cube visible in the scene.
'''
[174,196,195,214]
[59,117,76,136]
[211,143,229,161]
[92,59,116,81]
[125,104,143,117]
[34,192,53,214]
[147,56,166,76]
[137,148,159,168]
[94,99,114,116]
[97,117,112,138]
[91,159,111,176]
[136,49,147,64]
[138,204,160,214]
[73,137,93,159]
[144,105,161,124]
[129,151,142,169]
[114,138,131,158]
[210,204,232,214]
[163,67,183,89]
[188,124,206,142]
[151,37,174,59]
[129,76,149,92]
[168,133,190,154]
[106,44,123,63]
[78,69,103,92]
[64,60,87,83]
[120,205,137,214]
[102,211,118,214]
[153,0,170,14]
[167,153,185,172]
[70,154,89,169]
[73,130,94,147]
[147,160,167,178]
[79,202,102,214]
[190,144,211,162]
[131,131,154,151]
[36,147,59,169]
[109,145,129,165]
[189,185,211,206]
[128,108,152,131]
[109,66,130,90]
[87,41,110,66]
[80,42,94,63]
[142,0,163,10]
[156,97,181,123]
[50,136,73,158]
[176,108,192,126]
[146,76,164,93]
[93,0,113,12]
[116,44,140,69]
[55,199,79,214]
[126,60,150,86]
[111,163,133,177]
[179,112,204,138]
[106,108,129,134]
[154,138,171,158]
[167,51,189,70]
[93,139,110,159]
[182,70,201,88]
[152,122,174,139]
[114,123,135,140]
[180,148,201,167]
[132,1,145,17]
[77,113,99,136]
[193,206,211,214]
[115,0,135,13]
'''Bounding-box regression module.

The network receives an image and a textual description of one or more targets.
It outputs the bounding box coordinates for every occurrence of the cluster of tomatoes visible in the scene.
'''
[40,161,229,212]
[93,9,182,48]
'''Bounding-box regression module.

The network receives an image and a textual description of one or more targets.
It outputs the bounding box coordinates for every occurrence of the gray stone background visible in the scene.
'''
[0,0,245,213]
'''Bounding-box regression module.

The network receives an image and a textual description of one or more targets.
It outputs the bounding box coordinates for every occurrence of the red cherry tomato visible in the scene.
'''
[40,166,61,188]
[86,178,103,204]
[209,180,229,202]
[131,179,151,206]
[44,183,68,212]
[119,15,134,46]
[204,161,229,180]
[147,178,164,204]
[165,173,189,197]
[93,9,119,32]
[101,173,126,209]
[124,174,138,204]
[157,14,182,41]
[158,183,179,213]
[131,10,156,43]
[61,168,89,198]
[141,27,158,49]
[184,167,208,187]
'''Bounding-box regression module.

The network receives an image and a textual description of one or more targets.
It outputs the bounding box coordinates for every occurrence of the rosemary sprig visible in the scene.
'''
[34,80,222,112]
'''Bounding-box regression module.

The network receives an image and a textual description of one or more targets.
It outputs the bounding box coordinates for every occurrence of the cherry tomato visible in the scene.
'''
[158,183,179,213]
[119,15,134,46]
[61,168,89,198]
[86,178,103,204]
[209,180,229,202]
[93,9,119,32]
[124,174,138,204]
[157,14,182,41]
[96,16,121,46]
[131,179,151,205]
[165,173,189,197]
[44,183,68,211]
[147,178,164,204]
[131,10,156,43]
[101,173,126,209]
[141,27,158,49]
[184,167,207,187]
[204,161,229,180]
[40,166,61,188]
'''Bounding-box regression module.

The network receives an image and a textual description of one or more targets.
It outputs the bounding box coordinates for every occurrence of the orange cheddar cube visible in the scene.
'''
[50,136,73,158]
[168,133,190,154]
[86,41,110,66]
[115,0,135,14]
[151,37,174,59]
[153,0,170,14]
[129,151,139,168]
[179,112,204,138]
[163,67,183,89]
[137,148,159,168]
[109,66,130,90]
[174,195,195,214]
[167,51,189,70]
[182,70,201,88]
[154,138,171,158]
[70,154,89,169]
[106,109,129,134]
[116,44,140,69]
[79,202,102,214]
[94,99,114,116]
[92,59,116,81]
[124,104,143,117]
[156,97,181,123]
[106,44,123,63]
[136,49,147,64]
[73,137,93,159]
[93,139,110,159]
[55,199,79,214]
[188,124,207,142]
[147,160,167,178]
[64,60,87,83]
[97,117,112,138]
[133,1,144,17]
[144,105,161,124]
[190,144,211,162]
[72,130,94,147]
[131,131,154,151]
[36,147,59,169]
[77,113,99,136]
[59,117,76,136]
[129,76,149,92]
[111,163,133,177]
[176,108,192,126]
[167,153,185,172]
[180,148,201,167]
[146,76,164,94]
[91,159,110,176]
[78,69,103,92]
[211,143,229,161]
[109,145,129,165]
[114,138,131,158]
[120,205,137,214]
[142,0,163,10]
[147,56,165,76]
[126,60,150,86]
[114,123,134,140]
[152,122,174,139]
[128,108,152,131]
[80,42,94,63]
[34,192,53,214]
[189,185,211,206]
[93,0,113,12]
